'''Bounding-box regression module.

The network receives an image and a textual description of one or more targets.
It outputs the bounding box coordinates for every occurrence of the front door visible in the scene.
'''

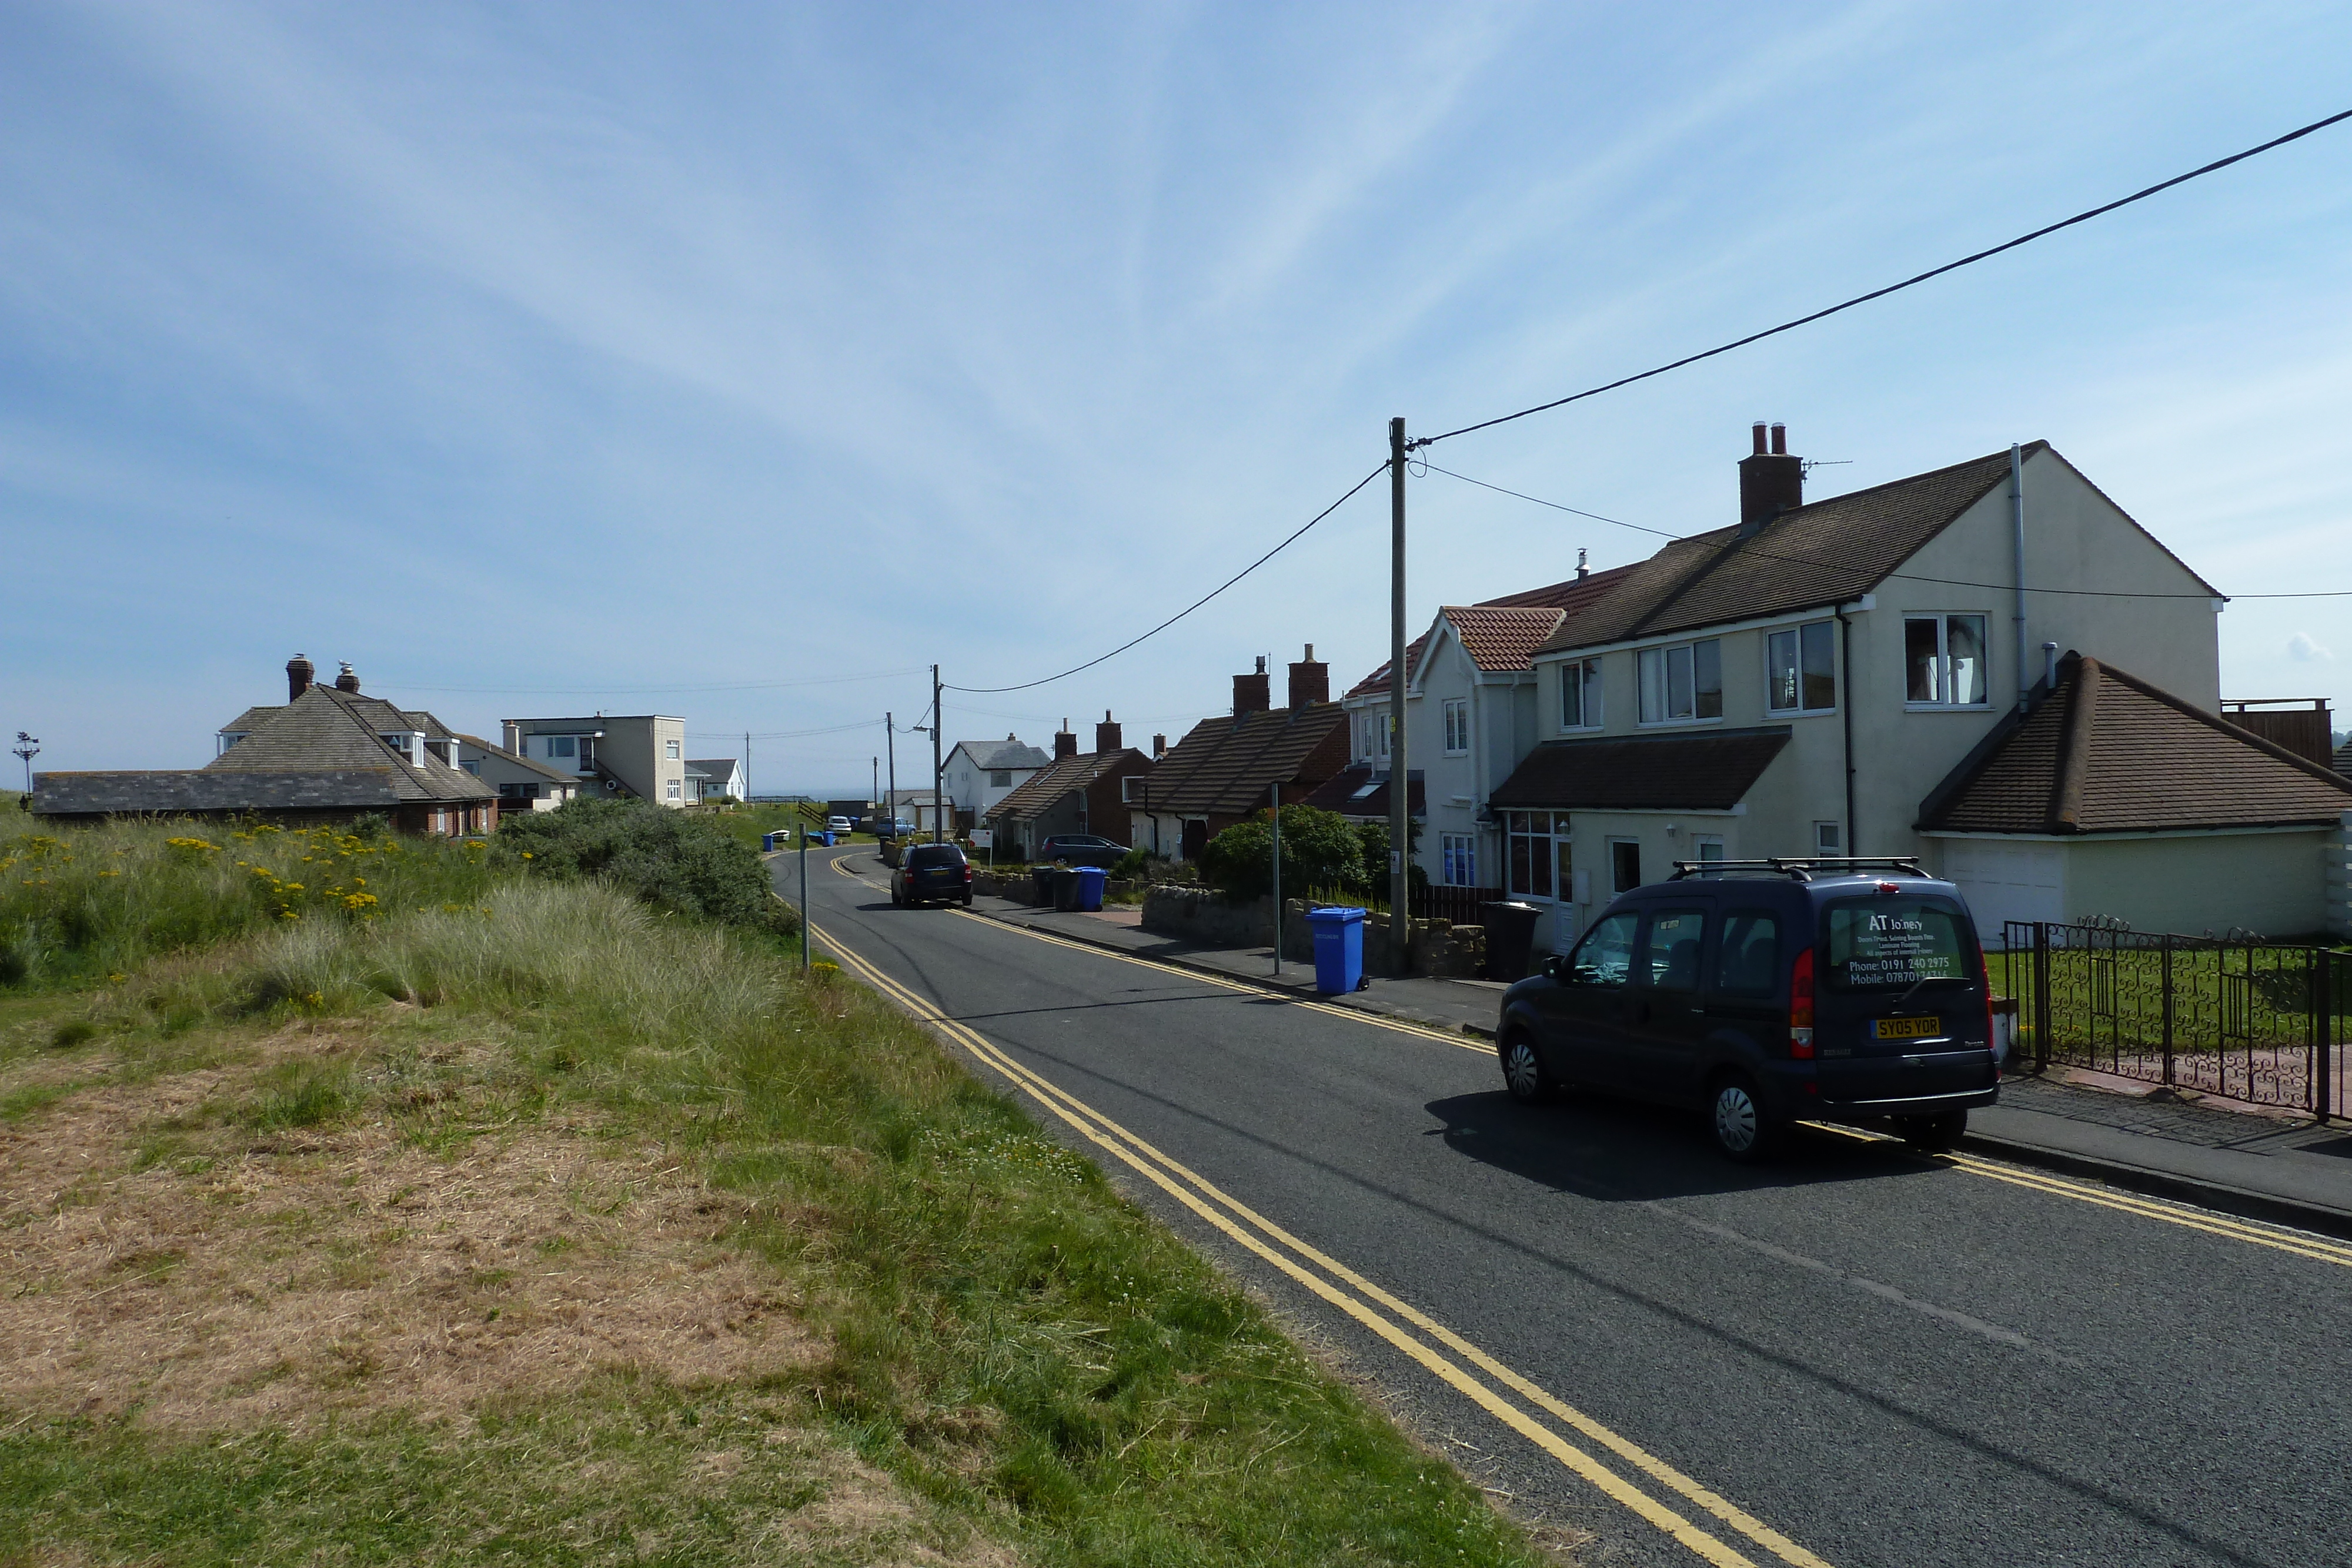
[1532,910,1642,1089]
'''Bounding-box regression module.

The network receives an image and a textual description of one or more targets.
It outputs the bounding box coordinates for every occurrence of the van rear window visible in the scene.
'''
[1823,898,1972,989]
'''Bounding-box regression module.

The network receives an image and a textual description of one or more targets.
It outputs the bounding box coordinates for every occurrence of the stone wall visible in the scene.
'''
[1140,887,1489,979]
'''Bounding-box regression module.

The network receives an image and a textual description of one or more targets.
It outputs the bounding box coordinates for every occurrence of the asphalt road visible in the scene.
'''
[787,845,2351,1568]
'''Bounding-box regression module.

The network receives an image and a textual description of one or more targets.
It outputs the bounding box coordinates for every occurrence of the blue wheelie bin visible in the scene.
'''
[1307,905,1367,995]
[1073,865,1107,912]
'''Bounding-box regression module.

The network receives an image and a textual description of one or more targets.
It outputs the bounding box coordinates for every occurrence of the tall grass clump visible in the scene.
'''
[0,820,495,992]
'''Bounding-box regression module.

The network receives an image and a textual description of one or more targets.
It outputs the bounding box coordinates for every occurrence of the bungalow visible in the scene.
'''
[689,758,749,803]
[943,736,1050,828]
[1129,648,1350,861]
[457,734,582,811]
[983,717,1154,861]
[33,654,496,835]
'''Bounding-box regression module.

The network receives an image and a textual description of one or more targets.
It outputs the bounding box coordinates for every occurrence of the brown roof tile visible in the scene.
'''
[206,687,492,803]
[1345,564,1639,697]
[1142,704,1351,818]
[1437,605,1567,673]
[1919,654,2352,834]
[1490,727,1793,811]
[1299,765,1425,820]
[985,749,1148,823]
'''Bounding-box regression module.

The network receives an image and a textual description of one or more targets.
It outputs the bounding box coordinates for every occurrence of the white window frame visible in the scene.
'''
[1558,657,1602,731]
[1693,834,1725,866]
[1442,698,1470,756]
[1904,613,1992,708]
[1440,832,1478,887]
[1636,638,1723,726]
[1505,811,1572,901]
[666,778,683,801]
[1813,820,1843,856]
[1607,836,1643,894]
[665,738,682,760]
[1766,620,1839,715]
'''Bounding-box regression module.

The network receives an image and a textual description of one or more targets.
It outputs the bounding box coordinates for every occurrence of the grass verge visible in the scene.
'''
[1,872,1562,1566]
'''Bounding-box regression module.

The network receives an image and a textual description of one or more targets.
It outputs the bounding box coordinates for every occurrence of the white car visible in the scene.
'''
[826,815,854,835]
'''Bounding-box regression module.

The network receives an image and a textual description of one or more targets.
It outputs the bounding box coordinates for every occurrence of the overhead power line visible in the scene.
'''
[1424,462,2352,600]
[1411,107,2352,450]
[944,462,1388,694]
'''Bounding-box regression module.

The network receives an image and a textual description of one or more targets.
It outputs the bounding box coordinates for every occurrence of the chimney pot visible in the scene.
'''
[286,654,315,704]
[1751,422,1768,456]
[1095,713,1122,754]
[334,661,361,694]
[1575,547,1588,580]
[1736,423,1804,534]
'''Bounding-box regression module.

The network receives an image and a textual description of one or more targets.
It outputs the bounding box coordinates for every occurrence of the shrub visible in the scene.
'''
[1198,805,1364,902]
[496,797,794,935]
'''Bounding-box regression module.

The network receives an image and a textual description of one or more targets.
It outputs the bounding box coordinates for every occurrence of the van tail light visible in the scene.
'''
[1789,946,1815,1058]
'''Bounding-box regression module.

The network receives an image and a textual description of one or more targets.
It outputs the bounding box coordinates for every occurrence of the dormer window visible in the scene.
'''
[381,734,412,761]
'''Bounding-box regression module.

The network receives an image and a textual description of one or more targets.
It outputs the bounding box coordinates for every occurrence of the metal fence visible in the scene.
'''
[2002,920,2348,1116]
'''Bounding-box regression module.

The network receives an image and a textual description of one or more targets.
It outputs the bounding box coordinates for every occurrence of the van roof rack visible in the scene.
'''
[1668,856,1928,882]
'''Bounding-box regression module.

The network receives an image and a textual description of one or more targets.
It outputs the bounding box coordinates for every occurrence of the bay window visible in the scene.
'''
[1906,614,1989,706]
[1767,620,1838,713]
[1638,638,1722,723]
[1558,658,1602,730]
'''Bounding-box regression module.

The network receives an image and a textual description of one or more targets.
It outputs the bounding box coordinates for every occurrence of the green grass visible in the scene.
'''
[0,869,1555,1566]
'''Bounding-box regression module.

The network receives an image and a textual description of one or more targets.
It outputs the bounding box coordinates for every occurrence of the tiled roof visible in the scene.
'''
[2334,737,2351,777]
[954,737,1051,771]
[207,687,492,803]
[32,770,409,816]
[984,749,1145,823]
[219,694,450,740]
[1299,765,1425,820]
[1490,727,1793,811]
[1136,704,1351,818]
[1535,443,2226,653]
[1917,655,2352,834]
[1436,606,1568,674]
[459,735,578,785]
[1345,564,1639,697]
[687,758,740,780]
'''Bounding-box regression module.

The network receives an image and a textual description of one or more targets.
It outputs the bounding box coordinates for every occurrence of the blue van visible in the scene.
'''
[1495,858,1998,1161]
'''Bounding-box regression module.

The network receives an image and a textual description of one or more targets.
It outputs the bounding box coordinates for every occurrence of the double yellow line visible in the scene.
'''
[812,916,1832,1568]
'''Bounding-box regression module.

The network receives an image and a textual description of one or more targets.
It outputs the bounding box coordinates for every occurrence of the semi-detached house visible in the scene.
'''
[1489,424,2352,954]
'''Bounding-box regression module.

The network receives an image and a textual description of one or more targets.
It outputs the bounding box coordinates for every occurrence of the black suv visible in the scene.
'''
[1495,858,1998,1161]
[1035,834,1125,868]
[891,842,973,908]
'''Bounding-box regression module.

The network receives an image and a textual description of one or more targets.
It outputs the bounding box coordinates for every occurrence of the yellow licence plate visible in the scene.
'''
[1872,1016,1942,1041]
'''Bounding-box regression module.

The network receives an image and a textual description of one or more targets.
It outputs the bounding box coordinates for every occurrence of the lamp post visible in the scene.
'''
[12,733,38,800]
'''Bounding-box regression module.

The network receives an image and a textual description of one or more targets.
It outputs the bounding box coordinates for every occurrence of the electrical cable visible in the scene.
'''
[1411,107,2352,450]
[944,462,1388,694]
[1422,462,2352,600]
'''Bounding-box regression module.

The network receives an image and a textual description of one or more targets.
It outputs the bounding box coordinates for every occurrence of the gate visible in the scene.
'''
[2004,921,2347,1116]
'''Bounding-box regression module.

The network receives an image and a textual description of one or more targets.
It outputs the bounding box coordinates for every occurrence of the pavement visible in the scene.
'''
[789,844,2352,1567]
[978,891,2352,1239]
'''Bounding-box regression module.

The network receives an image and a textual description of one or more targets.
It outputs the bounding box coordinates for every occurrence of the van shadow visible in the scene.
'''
[1422,1089,1938,1203]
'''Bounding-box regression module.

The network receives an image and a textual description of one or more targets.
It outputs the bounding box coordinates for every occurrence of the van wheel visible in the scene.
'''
[1898,1109,1968,1152]
[1500,1033,1553,1105]
[1709,1074,1779,1162]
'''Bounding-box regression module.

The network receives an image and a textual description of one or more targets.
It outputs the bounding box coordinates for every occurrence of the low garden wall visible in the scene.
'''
[1140,887,1488,979]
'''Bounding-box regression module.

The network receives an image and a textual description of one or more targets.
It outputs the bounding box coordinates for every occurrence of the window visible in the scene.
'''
[665,739,682,760]
[1813,821,1842,856]
[1558,658,1602,730]
[1905,614,1989,706]
[1713,911,1783,996]
[1693,835,1725,866]
[1639,908,1708,992]
[1609,838,1642,894]
[380,734,409,760]
[1506,811,1570,900]
[548,735,576,758]
[665,778,682,801]
[1443,699,1469,755]
[1441,833,1478,887]
[1768,621,1838,713]
[1637,639,1722,723]
[1825,898,1972,989]
[1567,912,1638,987]
[1376,713,1391,759]
[990,770,1011,787]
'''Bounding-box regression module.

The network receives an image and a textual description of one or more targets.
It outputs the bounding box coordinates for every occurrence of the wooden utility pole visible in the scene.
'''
[931,665,945,843]
[886,713,897,835]
[1270,779,1282,978]
[1388,416,1411,975]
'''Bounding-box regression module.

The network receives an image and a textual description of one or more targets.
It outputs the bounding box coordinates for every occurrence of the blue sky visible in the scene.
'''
[6,1,2349,793]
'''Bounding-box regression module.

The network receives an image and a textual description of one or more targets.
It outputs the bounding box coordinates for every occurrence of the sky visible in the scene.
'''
[5,1,2350,795]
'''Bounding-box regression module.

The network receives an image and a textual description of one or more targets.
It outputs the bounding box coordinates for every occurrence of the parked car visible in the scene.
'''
[1035,834,1125,868]
[892,841,973,908]
[827,815,854,836]
[1494,858,1998,1162]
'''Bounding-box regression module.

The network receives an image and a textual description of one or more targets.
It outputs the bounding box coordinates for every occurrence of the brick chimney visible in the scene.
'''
[1152,733,1167,757]
[1054,720,1078,760]
[1287,643,1329,709]
[1233,657,1271,717]
[334,661,362,694]
[1738,422,1803,535]
[286,654,315,703]
[1095,710,1122,754]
